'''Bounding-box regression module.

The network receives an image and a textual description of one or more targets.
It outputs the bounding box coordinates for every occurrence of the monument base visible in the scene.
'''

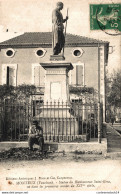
[34,107,79,136]
[33,59,80,140]
[50,55,65,61]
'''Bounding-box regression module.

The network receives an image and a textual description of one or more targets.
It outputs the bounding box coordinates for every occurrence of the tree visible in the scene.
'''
[106,69,121,122]
[106,70,121,107]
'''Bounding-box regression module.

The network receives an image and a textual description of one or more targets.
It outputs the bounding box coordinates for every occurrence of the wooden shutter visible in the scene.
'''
[39,65,45,86]
[71,66,76,85]
[76,65,83,85]
[2,64,17,86]
[33,65,45,86]
[9,66,15,86]
[2,65,7,85]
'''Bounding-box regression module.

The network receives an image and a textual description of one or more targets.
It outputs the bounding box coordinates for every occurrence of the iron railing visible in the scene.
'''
[0,98,100,142]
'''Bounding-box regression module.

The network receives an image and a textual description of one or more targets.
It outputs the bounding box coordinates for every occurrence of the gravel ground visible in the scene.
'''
[0,147,121,191]
[0,147,121,163]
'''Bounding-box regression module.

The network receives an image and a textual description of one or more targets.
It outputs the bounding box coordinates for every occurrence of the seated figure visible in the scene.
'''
[28,120,44,151]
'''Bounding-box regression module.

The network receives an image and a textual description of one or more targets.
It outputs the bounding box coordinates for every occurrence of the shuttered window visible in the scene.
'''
[2,64,17,86]
[32,64,45,86]
[70,63,85,86]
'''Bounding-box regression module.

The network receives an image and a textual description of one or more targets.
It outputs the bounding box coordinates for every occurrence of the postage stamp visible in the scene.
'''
[90,4,121,34]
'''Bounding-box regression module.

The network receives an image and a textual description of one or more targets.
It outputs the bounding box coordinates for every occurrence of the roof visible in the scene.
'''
[0,32,109,48]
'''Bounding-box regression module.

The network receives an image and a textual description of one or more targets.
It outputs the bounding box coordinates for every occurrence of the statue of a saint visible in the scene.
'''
[52,2,68,55]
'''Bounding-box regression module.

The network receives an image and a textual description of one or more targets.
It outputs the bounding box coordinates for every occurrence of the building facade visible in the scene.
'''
[0,32,109,122]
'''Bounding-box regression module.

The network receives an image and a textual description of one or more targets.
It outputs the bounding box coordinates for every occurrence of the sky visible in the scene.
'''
[0,0,121,73]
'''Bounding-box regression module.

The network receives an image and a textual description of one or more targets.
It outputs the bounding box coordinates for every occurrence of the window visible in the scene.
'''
[32,64,45,86]
[70,62,85,86]
[35,48,46,58]
[74,50,81,56]
[72,48,84,58]
[5,48,15,57]
[36,50,44,56]
[2,64,18,86]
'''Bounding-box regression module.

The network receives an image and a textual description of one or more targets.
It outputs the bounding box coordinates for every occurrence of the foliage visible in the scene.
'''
[0,84,43,101]
[106,69,121,107]
[69,85,98,104]
[0,85,15,99]
[69,86,94,95]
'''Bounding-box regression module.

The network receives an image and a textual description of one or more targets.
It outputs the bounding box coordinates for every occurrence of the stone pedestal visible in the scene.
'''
[41,61,73,104]
[34,60,83,140]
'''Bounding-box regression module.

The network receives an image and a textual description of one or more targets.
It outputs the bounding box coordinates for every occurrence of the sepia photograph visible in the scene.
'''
[0,0,121,192]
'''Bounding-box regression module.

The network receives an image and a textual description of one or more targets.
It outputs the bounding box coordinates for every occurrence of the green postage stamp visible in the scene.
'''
[90,4,121,32]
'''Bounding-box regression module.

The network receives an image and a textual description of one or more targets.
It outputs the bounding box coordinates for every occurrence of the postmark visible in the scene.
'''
[90,4,121,35]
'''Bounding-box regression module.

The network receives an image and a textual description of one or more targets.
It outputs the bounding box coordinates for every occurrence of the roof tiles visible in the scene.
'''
[0,32,109,47]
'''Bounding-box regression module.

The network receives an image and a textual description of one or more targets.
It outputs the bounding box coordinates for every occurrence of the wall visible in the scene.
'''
[65,47,98,89]
[0,46,99,90]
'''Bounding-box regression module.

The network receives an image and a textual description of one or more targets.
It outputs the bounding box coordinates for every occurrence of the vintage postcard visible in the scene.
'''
[0,0,121,192]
